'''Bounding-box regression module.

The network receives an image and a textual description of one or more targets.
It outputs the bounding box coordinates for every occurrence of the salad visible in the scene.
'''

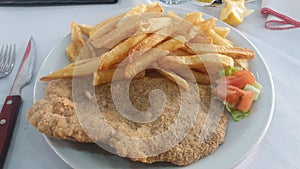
[213,66,262,121]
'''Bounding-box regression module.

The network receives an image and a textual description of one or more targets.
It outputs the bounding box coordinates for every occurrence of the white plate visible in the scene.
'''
[33,7,275,169]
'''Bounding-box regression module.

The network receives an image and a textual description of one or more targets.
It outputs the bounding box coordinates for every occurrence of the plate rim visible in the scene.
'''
[33,6,275,169]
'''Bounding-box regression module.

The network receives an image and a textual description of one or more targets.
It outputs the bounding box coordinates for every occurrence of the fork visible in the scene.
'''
[0,44,16,78]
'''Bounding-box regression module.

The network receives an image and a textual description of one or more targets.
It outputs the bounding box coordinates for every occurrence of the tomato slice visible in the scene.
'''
[215,70,256,89]
[231,70,256,88]
[235,90,255,112]
[213,85,245,104]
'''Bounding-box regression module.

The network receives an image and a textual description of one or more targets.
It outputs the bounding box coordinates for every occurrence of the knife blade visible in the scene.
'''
[0,37,35,168]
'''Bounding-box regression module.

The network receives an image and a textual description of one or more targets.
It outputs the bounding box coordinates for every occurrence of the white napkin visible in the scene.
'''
[261,0,300,30]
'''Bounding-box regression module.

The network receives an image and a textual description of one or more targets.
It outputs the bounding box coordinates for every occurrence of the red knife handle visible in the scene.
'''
[0,95,22,168]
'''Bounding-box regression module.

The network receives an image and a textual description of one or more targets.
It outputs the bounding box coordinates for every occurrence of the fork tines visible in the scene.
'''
[0,44,16,78]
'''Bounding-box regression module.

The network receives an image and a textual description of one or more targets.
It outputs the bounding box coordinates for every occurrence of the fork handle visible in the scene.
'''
[0,95,22,168]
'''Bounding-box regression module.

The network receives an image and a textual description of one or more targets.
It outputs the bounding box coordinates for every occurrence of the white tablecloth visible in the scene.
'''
[0,0,299,168]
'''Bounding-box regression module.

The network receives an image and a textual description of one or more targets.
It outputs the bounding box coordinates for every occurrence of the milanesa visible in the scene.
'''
[27,75,227,166]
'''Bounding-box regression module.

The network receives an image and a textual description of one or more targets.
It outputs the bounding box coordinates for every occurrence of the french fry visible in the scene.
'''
[204,29,233,46]
[172,49,191,56]
[71,22,86,53]
[90,13,125,37]
[125,35,186,78]
[125,49,169,78]
[175,69,211,85]
[52,4,254,90]
[214,27,230,38]
[156,35,186,51]
[129,27,175,55]
[40,58,100,81]
[93,69,145,86]
[66,43,79,63]
[155,67,189,90]
[205,27,249,69]
[197,18,217,32]
[90,3,163,40]
[187,43,255,59]
[65,57,100,68]
[140,17,172,33]
[184,12,204,25]
[90,15,121,39]
[159,53,234,72]
[190,70,210,85]
[78,24,95,37]
[77,42,98,60]
[90,15,141,49]
[66,22,87,62]
[189,35,212,44]
[125,2,163,16]
[235,59,249,70]
[93,68,120,86]
[99,33,149,70]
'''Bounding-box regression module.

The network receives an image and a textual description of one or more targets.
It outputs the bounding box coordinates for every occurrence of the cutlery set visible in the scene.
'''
[0,44,16,78]
[0,37,35,168]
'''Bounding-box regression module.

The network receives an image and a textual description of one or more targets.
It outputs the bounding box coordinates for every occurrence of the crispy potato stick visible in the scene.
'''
[172,15,212,44]
[93,69,145,86]
[190,70,210,85]
[129,27,176,55]
[197,18,217,32]
[90,15,122,38]
[78,24,95,37]
[130,12,185,55]
[205,29,249,69]
[90,13,125,37]
[91,15,141,49]
[159,53,234,72]
[93,68,119,86]
[99,33,149,70]
[175,69,211,85]
[125,49,169,78]
[125,35,186,76]
[156,35,186,50]
[66,43,79,63]
[90,3,163,42]
[205,29,233,46]
[77,42,98,61]
[172,49,191,56]
[65,57,100,68]
[214,27,230,38]
[66,41,97,63]
[175,20,211,43]
[66,22,87,63]
[184,12,204,25]
[187,43,255,59]
[71,22,86,53]
[129,33,167,54]
[125,2,163,16]
[140,17,172,33]
[40,58,100,81]
[156,67,189,90]
[189,35,212,44]
[235,59,249,70]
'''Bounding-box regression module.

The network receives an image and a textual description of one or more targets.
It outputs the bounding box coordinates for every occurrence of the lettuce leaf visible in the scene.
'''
[218,66,243,77]
[225,102,250,122]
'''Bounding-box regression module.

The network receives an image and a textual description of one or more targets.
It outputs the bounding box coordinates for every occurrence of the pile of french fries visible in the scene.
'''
[41,3,255,90]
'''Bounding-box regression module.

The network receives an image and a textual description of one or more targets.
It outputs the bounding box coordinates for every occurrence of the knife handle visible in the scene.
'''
[0,95,22,168]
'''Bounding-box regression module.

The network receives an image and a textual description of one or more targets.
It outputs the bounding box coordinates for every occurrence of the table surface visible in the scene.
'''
[0,0,299,168]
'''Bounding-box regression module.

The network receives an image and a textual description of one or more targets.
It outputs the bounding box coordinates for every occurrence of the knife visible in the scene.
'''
[0,37,35,168]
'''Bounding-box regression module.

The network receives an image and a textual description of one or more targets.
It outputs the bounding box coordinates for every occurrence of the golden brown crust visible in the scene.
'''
[27,76,227,166]
[131,113,227,166]
[27,97,92,142]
